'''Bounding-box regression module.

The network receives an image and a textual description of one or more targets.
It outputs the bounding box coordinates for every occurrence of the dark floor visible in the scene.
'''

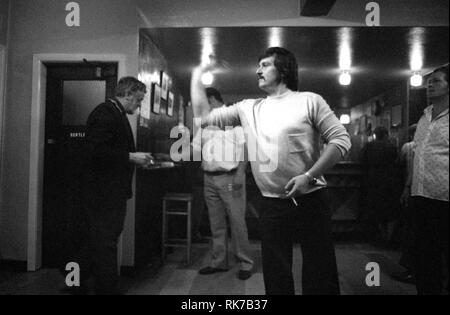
[0,240,423,295]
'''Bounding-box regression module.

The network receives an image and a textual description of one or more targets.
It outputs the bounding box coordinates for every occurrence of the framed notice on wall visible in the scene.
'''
[359,115,367,134]
[167,92,174,117]
[160,71,169,100]
[391,105,402,127]
[139,74,152,128]
[152,83,161,114]
[179,95,185,125]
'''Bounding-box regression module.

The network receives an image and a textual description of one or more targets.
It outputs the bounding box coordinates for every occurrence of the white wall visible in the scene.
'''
[1,0,140,261]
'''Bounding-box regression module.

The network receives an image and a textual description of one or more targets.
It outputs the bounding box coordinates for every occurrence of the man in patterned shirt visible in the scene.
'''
[409,65,449,295]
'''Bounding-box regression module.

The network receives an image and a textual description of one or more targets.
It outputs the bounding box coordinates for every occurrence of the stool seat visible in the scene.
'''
[163,193,193,202]
[162,193,193,265]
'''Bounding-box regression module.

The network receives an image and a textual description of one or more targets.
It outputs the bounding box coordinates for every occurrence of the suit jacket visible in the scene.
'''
[84,99,136,205]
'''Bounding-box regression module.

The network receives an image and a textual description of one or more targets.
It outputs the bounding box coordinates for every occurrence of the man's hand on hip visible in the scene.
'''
[284,175,311,199]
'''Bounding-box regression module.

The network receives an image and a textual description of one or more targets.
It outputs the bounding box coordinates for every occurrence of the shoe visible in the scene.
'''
[391,271,415,284]
[198,267,229,275]
[238,270,252,281]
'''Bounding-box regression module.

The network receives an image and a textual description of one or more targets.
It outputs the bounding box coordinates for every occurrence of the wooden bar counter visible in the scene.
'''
[134,163,186,269]
[324,162,365,233]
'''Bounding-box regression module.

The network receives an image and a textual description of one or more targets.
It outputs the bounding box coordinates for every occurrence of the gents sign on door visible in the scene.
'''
[70,132,85,139]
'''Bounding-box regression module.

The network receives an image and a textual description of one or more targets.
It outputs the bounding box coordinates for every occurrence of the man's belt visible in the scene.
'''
[204,168,237,176]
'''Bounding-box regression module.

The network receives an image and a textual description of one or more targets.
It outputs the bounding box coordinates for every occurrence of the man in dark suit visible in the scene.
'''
[83,76,153,295]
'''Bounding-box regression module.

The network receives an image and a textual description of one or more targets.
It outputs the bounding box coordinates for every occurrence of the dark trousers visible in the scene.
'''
[411,196,449,295]
[397,203,416,271]
[81,196,127,295]
[259,189,340,295]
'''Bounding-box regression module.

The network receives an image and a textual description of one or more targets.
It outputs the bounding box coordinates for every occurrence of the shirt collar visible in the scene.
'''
[109,98,127,116]
[425,104,449,120]
[266,90,294,100]
[441,108,450,117]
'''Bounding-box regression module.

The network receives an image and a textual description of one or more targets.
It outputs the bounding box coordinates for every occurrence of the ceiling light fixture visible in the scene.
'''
[339,71,352,86]
[201,72,214,86]
[201,28,217,66]
[340,114,351,125]
[269,27,284,48]
[409,27,425,72]
[410,72,423,87]
[338,28,353,70]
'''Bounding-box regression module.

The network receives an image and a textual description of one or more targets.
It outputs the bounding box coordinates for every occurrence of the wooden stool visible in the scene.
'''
[162,193,193,265]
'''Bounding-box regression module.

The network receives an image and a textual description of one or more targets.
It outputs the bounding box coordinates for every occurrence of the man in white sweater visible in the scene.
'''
[191,47,351,295]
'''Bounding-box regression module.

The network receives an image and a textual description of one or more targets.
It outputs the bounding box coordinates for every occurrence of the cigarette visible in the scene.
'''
[291,198,298,207]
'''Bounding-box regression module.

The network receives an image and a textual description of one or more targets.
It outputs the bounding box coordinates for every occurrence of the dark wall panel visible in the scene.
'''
[135,32,189,267]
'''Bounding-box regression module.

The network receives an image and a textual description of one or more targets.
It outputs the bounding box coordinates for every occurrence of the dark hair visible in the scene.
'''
[258,47,299,91]
[432,65,449,83]
[206,87,224,104]
[374,126,389,141]
[115,77,146,97]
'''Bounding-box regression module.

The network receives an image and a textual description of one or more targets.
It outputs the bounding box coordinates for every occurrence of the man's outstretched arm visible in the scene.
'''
[191,64,211,119]
[191,59,241,129]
